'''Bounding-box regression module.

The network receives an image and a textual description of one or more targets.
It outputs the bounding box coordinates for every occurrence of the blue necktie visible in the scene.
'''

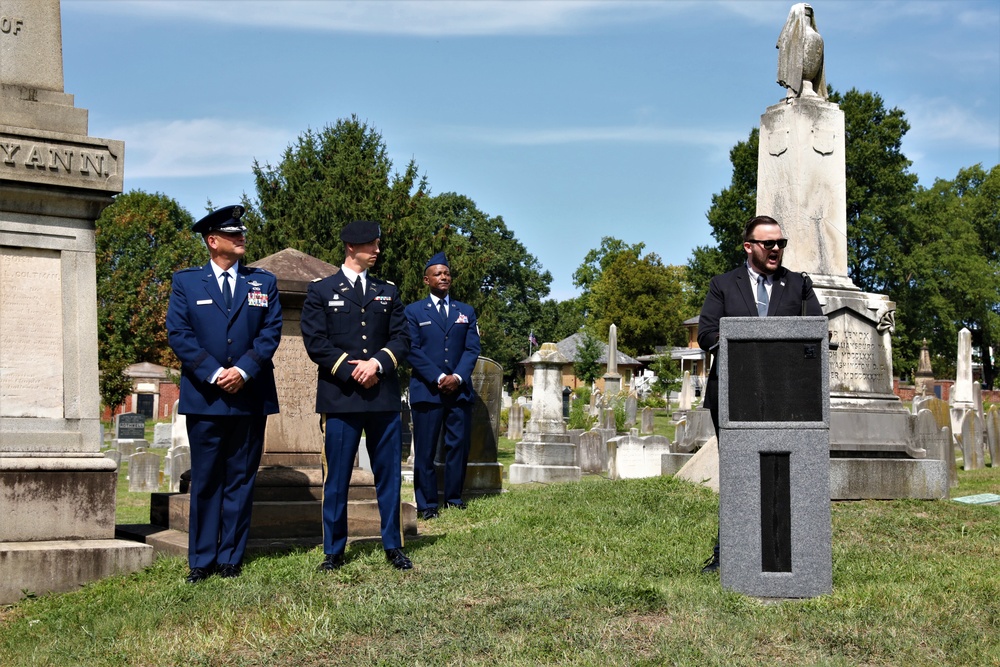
[222,272,233,310]
[757,275,769,317]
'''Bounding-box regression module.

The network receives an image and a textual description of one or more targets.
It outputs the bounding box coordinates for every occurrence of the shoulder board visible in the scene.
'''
[176,266,202,274]
[385,280,395,286]
[311,277,322,282]
[247,267,275,277]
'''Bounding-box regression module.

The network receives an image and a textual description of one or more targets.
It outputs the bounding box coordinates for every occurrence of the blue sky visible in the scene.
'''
[61,0,999,300]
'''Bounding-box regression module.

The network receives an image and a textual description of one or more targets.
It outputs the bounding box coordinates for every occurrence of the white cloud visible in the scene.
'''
[904,97,1000,149]
[107,119,293,178]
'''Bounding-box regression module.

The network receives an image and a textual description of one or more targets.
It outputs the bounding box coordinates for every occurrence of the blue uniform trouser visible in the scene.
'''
[185,414,266,569]
[322,412,402,555]
[411,401,472,510]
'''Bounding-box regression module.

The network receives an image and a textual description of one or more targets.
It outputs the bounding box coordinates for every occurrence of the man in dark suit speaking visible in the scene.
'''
[697,215,823,574]
[404,253,482,520]
[166,205,282,583]
[300,220,412,571]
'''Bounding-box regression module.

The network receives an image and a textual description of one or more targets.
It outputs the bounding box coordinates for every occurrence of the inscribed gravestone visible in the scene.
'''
[507,402,524,441]
[166,445,191,493]
[116,413,145,440]
[915,409,956,488]
[625,393,637,427]
[958,411,985,470]
[128,451,161,493]
[153,423,172,448]
[0,248,63,418]
[578,430,605,474]
[986,406,999,467]
[600,407,615,431]
[640,407,654,435]
[465,357,504,494]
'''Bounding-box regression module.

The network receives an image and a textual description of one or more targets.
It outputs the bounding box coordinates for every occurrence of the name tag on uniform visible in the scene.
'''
[418,320,432,327]
[248,291,269,307]
[329,299,345,307]
[196,299,213,305]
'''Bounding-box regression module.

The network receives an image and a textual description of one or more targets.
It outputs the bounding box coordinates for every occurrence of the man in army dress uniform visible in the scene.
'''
[300,220,412,571]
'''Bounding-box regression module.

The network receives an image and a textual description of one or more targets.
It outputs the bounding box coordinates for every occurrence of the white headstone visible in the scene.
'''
[128,451,161,493]
[953,328,975,407]
[985,406,1000,468]
[166,445,191,493]
[958,410,985,470]
[153,423,172,449]
[640,407,655,435]
[679,371,693,411]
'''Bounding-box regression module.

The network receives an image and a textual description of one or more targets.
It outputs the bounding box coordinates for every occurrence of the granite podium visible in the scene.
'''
[0,0,152,603]
[718,316,832,598]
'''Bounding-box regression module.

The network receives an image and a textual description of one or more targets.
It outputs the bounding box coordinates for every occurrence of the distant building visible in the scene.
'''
[520,333,642,391]
[101,362,179,421]
[635,315,708,394]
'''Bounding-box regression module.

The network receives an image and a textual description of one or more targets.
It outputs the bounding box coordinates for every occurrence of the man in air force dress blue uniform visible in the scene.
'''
[300,220,412,571]
[166,205,282,583]
[404,252,481,519]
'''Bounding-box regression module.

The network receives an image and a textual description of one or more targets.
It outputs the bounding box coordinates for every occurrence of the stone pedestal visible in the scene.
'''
[757,95,948,500]
[509,343,581,484]
[758,96,852,291]
[0,0,152,603]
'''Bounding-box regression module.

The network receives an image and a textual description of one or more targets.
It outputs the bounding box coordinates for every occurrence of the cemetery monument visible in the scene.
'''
[0,0,152,603]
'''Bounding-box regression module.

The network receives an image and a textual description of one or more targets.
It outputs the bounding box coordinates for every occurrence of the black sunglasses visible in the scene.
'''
[748,238,788,249]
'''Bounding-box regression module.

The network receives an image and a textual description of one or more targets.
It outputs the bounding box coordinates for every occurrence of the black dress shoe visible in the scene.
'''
[700,554,720,574]
[385,548,413,570]
[318,553,345,572]
[420,508,439,520]
[444,501,467,510]
[185,567,211,584]
[218,563,242,579]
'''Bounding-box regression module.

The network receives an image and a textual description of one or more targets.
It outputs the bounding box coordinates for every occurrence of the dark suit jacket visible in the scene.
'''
[166,262,282,416]
[300,270,410,414]
[404,296,481,405]
[698,265,823,413]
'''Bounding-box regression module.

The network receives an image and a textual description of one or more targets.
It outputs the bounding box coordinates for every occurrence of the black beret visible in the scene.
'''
[340,219,381,244]
[192,205,246,235]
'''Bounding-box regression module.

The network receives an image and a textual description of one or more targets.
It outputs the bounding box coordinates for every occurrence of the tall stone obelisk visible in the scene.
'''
[755,4,947,499]
[0,0,152,603]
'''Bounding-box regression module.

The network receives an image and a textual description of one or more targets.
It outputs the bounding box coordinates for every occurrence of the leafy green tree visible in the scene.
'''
[574,332,603,386]
[244,115,428,279]
[649,355,682,397]
[573,237,646,296]
[95,191,205,409]
[583,245,692,356]
[830,89,919,295]
[533,296,586,346]
[686,128,759,309]
[893,165,1000,385]
[244,117,551,379]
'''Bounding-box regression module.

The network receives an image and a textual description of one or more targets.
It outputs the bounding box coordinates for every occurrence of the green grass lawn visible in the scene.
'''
[3,431,998,666]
